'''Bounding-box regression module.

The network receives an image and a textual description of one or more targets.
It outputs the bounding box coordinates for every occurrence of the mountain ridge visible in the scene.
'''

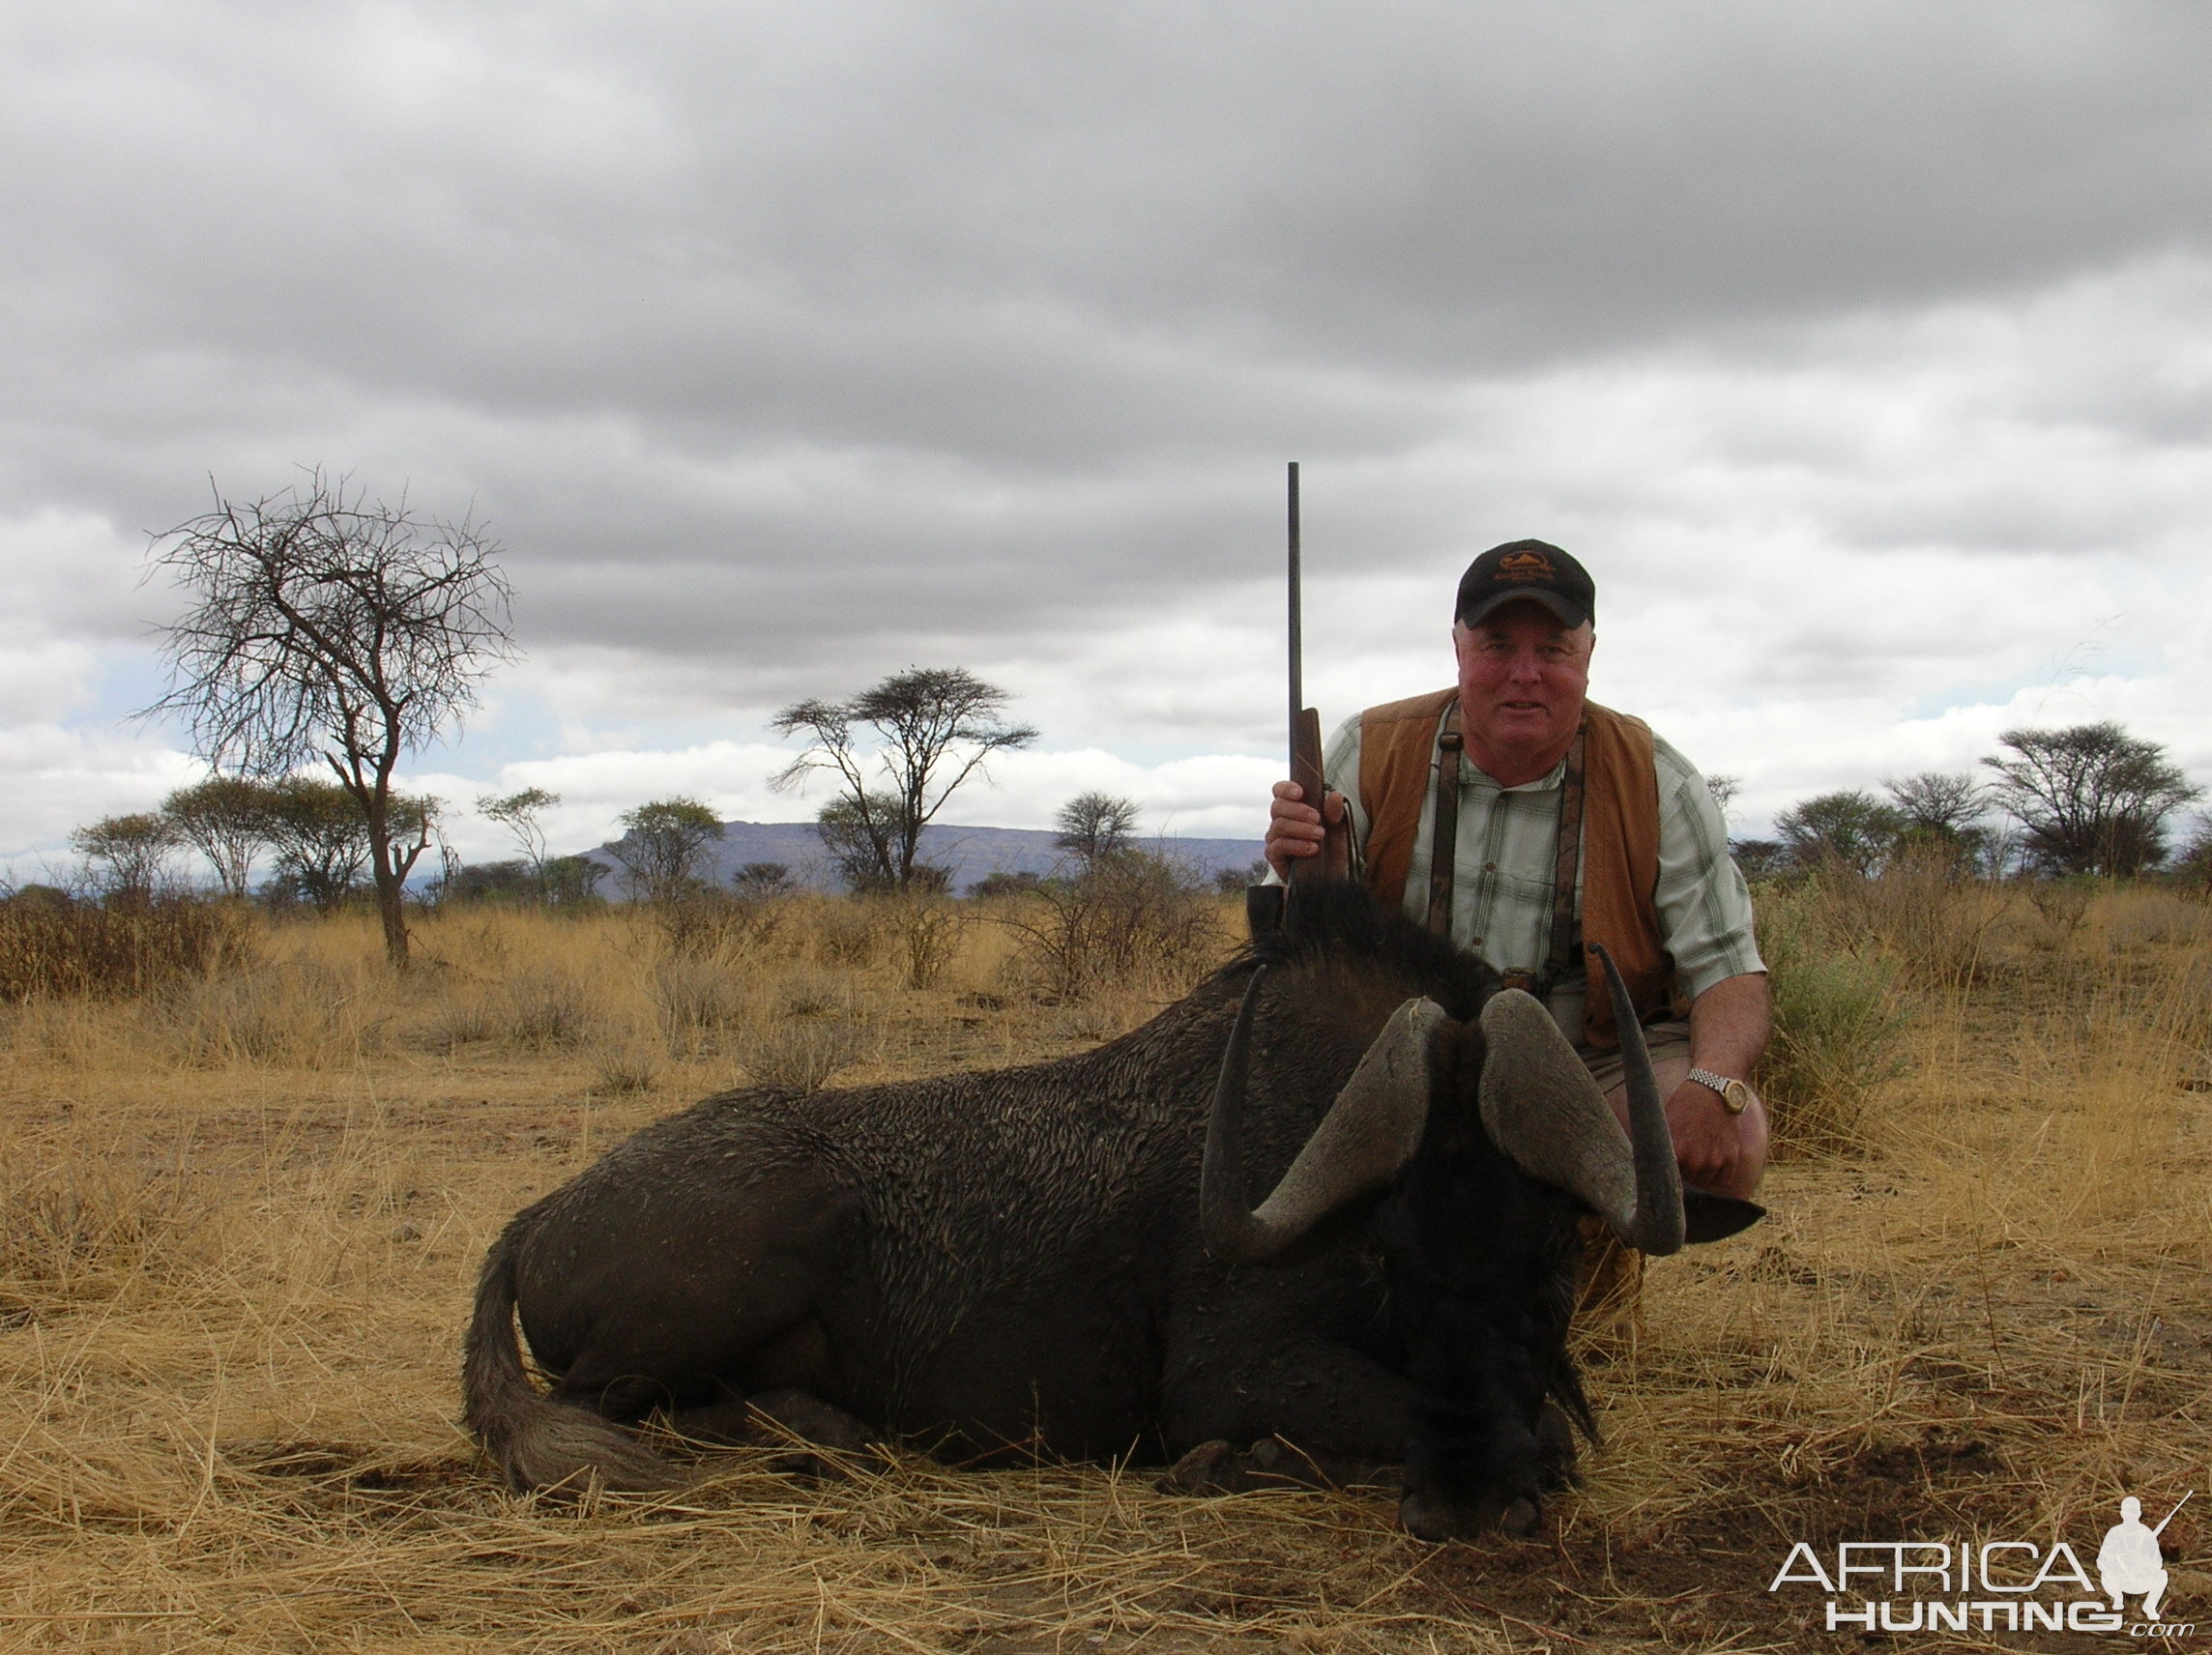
[583,818,1264,895]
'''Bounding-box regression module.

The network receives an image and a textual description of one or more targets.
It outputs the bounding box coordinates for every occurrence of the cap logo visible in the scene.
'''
[1497,549,1556,583]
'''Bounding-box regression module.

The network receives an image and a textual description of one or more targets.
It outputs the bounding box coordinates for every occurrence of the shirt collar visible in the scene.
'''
[1466,754,1568,794]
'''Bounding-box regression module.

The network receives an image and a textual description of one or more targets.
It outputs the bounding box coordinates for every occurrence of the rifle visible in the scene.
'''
[1248,462,1348,939]
[2152,1491,2192,1536]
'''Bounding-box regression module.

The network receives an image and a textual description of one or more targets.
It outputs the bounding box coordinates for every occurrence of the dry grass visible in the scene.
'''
[0,886,2207,1651]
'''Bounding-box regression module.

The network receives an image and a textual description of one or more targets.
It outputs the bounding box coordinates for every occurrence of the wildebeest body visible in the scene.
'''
[468,884,1674,1534]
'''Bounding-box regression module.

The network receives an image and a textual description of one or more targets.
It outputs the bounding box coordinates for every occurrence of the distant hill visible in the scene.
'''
[583,819,1266,896]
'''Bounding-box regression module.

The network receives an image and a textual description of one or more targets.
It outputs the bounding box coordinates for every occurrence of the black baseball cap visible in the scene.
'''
[1454,539,1595,630]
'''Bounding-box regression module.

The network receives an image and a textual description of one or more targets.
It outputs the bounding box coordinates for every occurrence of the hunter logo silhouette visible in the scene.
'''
[2099,1493,2188,1620]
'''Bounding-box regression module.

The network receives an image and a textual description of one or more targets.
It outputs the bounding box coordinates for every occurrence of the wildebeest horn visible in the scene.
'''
[1203,967,1445,1265]
[1476,944,1685,1256]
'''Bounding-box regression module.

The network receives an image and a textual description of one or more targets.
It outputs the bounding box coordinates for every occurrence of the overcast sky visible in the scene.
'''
[5,0,2209,874]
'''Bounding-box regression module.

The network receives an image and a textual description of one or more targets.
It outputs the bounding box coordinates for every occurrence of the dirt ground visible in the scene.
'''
[1,890,2206,1652]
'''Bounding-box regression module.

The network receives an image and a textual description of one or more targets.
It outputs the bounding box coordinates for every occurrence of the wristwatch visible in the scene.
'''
[1687,1068,1756,1116]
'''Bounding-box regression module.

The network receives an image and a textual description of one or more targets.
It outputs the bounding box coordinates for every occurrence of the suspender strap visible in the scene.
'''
[1546,726,1587,985]
[1424,703,1463,938]
[1425,710,1585,989]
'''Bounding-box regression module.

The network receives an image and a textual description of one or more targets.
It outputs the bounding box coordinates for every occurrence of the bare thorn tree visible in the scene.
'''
[1054,791,1141,870]
[138,471,514,964]
[771,667,1037,892]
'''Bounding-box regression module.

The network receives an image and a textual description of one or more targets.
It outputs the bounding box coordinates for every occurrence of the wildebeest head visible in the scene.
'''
[1201,927,1714,1266]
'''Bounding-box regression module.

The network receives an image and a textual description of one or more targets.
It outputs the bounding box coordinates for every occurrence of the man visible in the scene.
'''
[1265,539,1769,1203]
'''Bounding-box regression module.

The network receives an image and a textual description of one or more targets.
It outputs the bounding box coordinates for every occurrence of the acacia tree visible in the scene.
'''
[69,813,180,905]
[1775,790,1904,878]
[162,775,276,898]
[813,794,902,893]
[1881,770,1993,874]
[1983,722,2201,878]
[606,798,724,905]
[139,472,513,964]
[771,667,1037,892]
[256,776,374,911]
[479,786,560,897]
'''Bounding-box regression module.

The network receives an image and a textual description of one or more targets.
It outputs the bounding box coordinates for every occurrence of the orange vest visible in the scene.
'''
[1355,689,1682,1048]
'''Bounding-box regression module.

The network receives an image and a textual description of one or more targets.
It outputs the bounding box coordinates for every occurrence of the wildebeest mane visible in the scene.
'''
[1238,877,1499,1023]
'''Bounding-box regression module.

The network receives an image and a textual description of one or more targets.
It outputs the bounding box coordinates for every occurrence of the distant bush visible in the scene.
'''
[1211,859,1269,896]
[1004,851,1221,1002]
[0,891,255,1002]
[1812,847,2010,993]
[652,890,788,962]
[731,862,797,900]
[969,870,1043,899]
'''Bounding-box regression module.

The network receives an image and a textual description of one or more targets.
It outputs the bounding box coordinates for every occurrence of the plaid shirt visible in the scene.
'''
[1324,709,1763,1036]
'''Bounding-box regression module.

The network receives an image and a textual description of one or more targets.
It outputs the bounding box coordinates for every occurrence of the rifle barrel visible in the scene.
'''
[1287,460,1302,781]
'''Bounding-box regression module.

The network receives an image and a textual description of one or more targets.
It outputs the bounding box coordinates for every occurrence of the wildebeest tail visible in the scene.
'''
[462,1221,678,1494]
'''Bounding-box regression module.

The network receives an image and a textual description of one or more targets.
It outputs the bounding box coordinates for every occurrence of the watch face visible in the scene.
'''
[1722,1079,1753,1115]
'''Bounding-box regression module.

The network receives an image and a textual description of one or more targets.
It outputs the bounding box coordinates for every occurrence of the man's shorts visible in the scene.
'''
[1576,1019,1691,1093]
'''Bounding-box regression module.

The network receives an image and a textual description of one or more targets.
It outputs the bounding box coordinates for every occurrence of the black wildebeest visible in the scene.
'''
[464,880,1759,1537]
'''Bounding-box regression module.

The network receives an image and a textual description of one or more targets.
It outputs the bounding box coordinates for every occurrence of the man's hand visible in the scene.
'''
[1265,780,1349,879]
[1665,1079,1744,1191]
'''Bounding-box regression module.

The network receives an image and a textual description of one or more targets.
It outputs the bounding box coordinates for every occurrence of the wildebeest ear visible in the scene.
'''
[1682,1187,1765,1243]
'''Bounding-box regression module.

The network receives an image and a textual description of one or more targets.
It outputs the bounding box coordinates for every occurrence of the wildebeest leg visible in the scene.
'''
[666,1383,885,1478]
[1158,1433,1399,1495]
[521,1163,859,1429]
[1160,1324,1421,1494]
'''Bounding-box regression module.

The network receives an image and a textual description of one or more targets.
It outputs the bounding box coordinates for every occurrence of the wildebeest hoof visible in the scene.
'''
[1156,1439,1239,1495]
[1499,1495,1542,1537]
[1398,1489,1543,1542]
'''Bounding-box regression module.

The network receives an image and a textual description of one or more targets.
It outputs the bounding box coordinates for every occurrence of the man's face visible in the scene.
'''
[1453,603,1593,766]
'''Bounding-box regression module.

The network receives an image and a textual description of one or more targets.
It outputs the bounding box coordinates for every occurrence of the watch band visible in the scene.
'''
[1687,1067,1751,1115]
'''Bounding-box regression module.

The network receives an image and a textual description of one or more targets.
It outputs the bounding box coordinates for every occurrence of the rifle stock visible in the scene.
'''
[1287,706,1346,886]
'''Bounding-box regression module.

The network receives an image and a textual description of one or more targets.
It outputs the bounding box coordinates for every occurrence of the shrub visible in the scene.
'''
[970,870,1043,899]
[161,959,388,1066]
[0,892,255,1002]
[1812,849,2010,993]
[885,894,966,989]
[813,901,887,968]
[500,969,597,1052]
[1004,852,1222,1002]
[737,1019,864,1093]
[654,891,785,962]
[650,953,747,1057]
[1754,882,1912,1153]
[0,1156,208,1320]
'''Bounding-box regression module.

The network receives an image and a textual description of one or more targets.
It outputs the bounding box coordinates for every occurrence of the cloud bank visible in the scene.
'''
[3,0,2208,867]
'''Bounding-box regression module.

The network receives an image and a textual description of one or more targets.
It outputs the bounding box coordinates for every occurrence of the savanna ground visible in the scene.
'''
[1,870,2207,1653]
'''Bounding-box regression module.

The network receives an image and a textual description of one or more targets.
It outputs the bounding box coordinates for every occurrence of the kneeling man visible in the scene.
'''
[1265,539,1770,1206]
